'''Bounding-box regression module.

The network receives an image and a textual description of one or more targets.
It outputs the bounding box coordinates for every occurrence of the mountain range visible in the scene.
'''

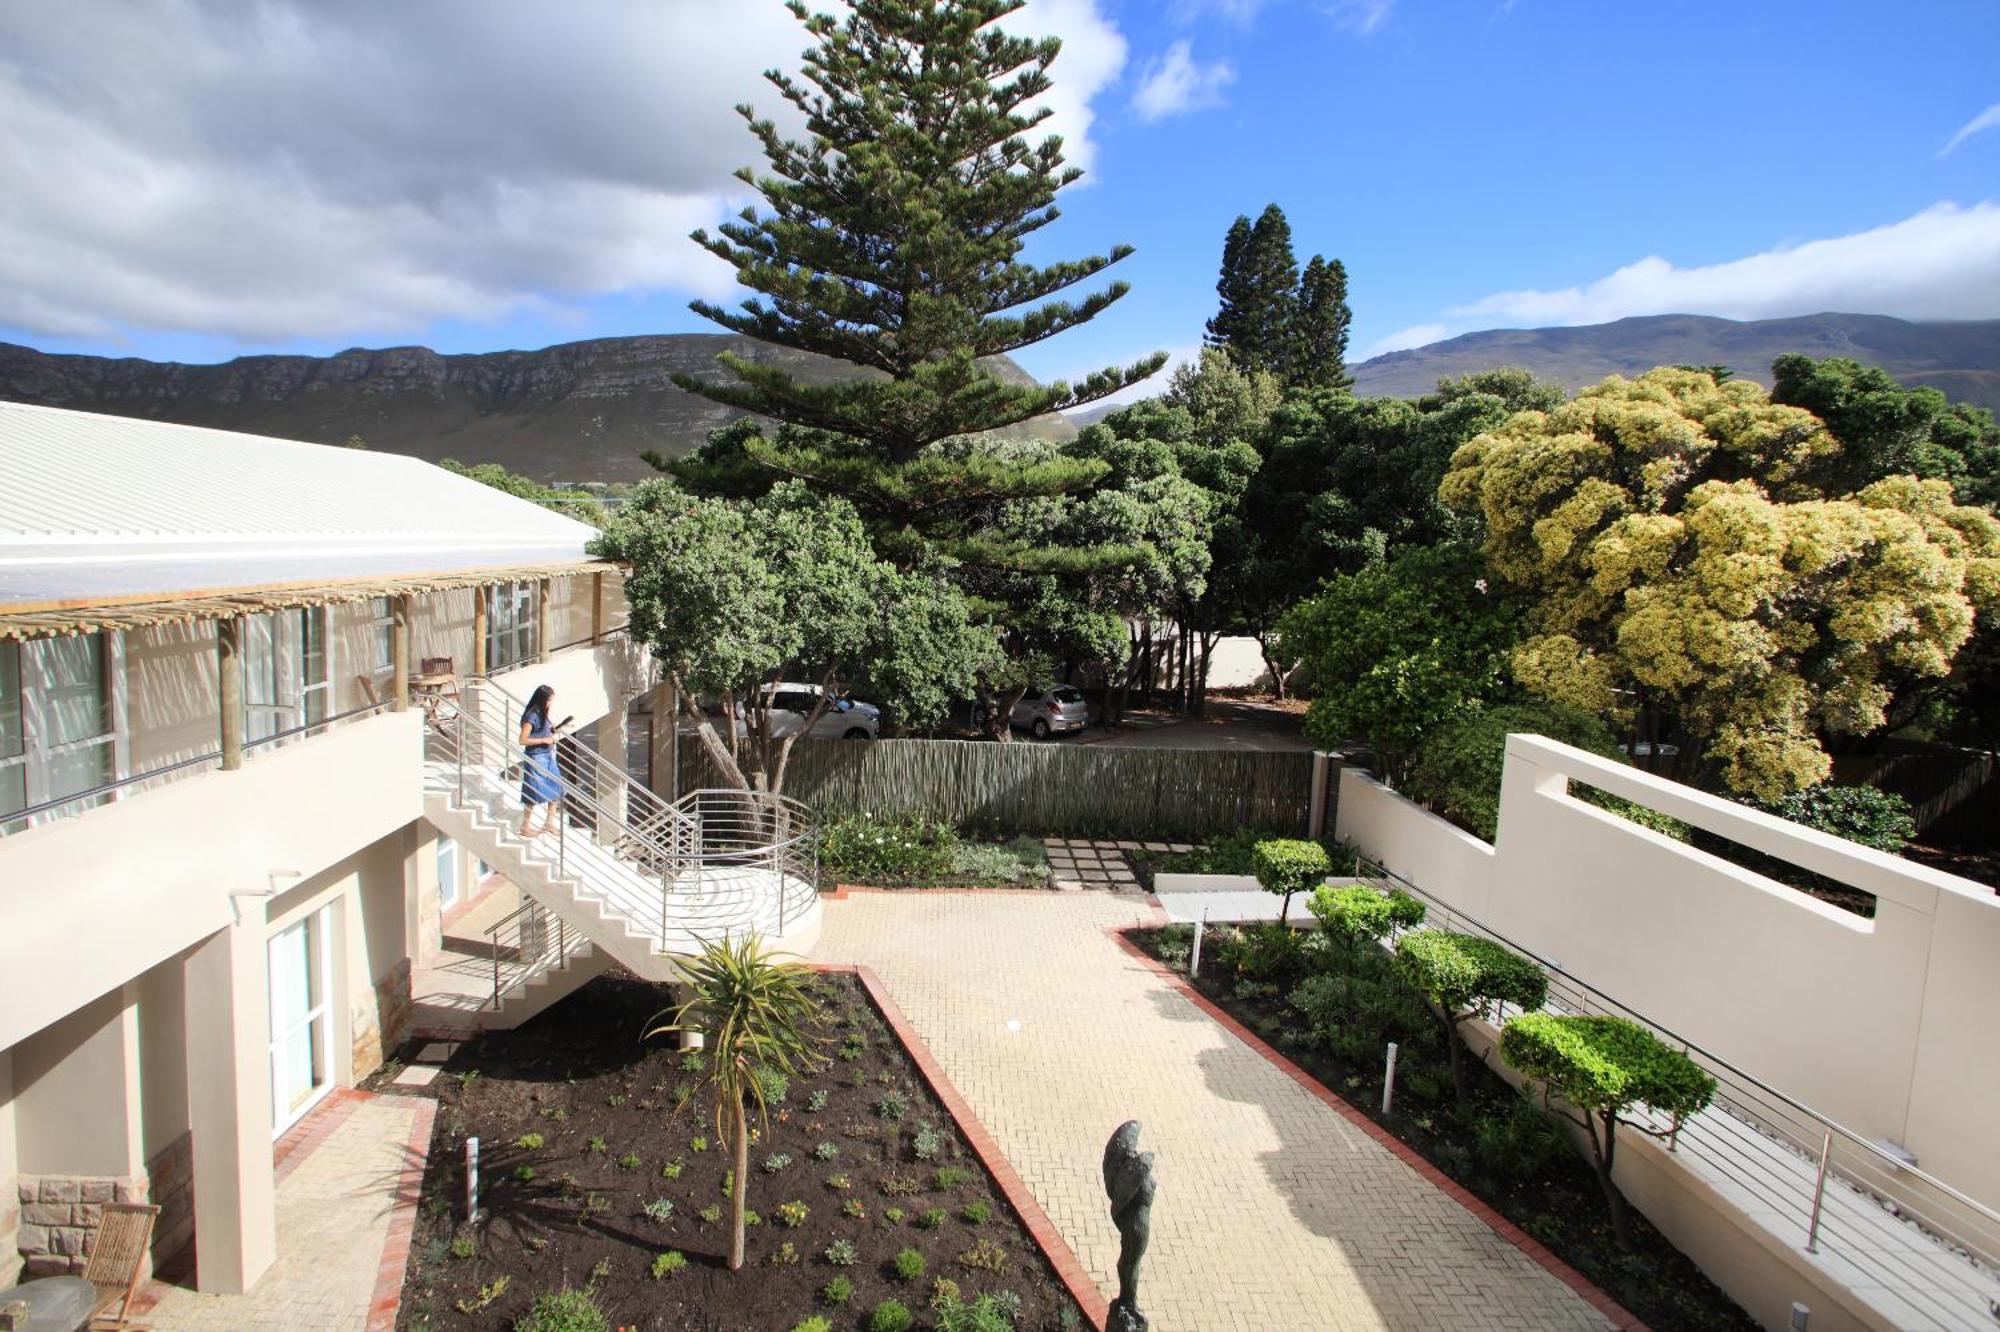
[2,313,1993,482]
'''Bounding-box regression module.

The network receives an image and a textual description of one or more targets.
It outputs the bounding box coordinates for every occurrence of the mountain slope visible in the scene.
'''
[0,334,1074,483]
[1347,313,2000,413]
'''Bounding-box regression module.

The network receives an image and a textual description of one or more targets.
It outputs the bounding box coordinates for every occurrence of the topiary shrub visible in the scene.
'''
[1394,930,1548,1099]
[514,1288,610,1332]
[1308,883,1426,974]
[1251,838,1333,923]
[1500,1013,1716,1250]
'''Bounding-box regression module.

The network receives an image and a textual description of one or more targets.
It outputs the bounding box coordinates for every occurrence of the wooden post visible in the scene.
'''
[471,587,489,678]
[217,616,244,770]
[590,571,605,645]
[391,594,410,713]
[537,577,553,662]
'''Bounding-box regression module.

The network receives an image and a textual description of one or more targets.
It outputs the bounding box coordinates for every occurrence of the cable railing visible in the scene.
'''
[1350,853,2000,1328]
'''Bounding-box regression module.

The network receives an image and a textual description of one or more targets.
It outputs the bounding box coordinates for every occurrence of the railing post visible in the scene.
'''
[471,587,489,678]
[536,577,552,664]
[1805,1128,1833,1253]
[590,571,605,646]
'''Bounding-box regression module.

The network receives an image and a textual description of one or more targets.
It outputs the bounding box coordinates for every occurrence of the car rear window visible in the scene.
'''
[1052,687,1083,702]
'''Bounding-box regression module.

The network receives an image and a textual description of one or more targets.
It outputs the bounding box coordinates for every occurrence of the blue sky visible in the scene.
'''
[3,0,1997,400]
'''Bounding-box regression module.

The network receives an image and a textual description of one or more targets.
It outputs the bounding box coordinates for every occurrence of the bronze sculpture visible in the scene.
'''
[1102,1120,1157,1332]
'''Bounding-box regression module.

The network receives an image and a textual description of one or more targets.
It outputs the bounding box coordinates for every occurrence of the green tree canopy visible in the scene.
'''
[1287,255,1353,390]
[1441,368,2000,798]
[1395,930,1548,1098]
[1205,203,1297,370]
[1770,354,2000,504]
[1251,838,1332,923]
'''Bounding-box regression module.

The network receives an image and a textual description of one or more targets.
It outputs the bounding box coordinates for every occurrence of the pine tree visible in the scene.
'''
[1288,255,1353,390]
[672,0,1164,557]
[1203,203,1297,372]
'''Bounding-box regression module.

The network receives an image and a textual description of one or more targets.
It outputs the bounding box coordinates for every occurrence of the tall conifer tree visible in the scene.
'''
[1289,255,1354,389]
[672,0,1164,566]
[1203,203,1298,371]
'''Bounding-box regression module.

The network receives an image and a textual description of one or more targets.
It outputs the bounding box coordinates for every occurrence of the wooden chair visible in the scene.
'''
[83,1202,158,1331]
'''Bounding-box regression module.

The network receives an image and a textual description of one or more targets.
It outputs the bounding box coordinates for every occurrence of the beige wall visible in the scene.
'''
[1335,735,2000,1211]
[10,988,143,1180]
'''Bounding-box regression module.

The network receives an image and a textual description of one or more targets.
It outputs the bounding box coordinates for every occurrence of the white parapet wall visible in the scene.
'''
[1333,733,2000,1213]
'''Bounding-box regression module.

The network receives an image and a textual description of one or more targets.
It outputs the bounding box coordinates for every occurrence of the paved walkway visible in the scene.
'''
[137,1091,431,1332]
[814,892,1616,1332]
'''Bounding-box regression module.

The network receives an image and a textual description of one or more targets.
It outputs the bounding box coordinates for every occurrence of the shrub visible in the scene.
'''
[1157,827,1355,877]
[1471,1094,1572,1185]
[753,1063,791,1106]
[948,836,1051,887]
[764,1152,794,1173]
[825,1173,853,1191]
[661,1158,684,1180]
[1395,930,1548,1098]
[1756,783,1914,852]
[876,1090,909,1120]
[1213,921,1309,983]
[642,1197,675,1223]
[842,1198,868,1220]
[916,1207,947,1229]
[822,1274,854,1305]
[1251,838,1333,922]
[822,812,959,881]
[513,1165,537,1182]
[808,1089,831,1112]
[515,1288,609,1332]
[1153,922,1194,967]
[884,1206,906,1224]
[449,1236,476,1259]
[1500,1012,1715,1250]
[937,1292,1015,1331]
[932,1166,972,1190]
[792,1319,834,1332]
[957,1237,1008,1272]
[1308,883,1426,965]
[911,1122,946,1161]
[700,1204,723,1224]
[813,1141,840,1161]
[770,1242,801,1266]
[959,1201,991,1225]
[776,1200,810,1228]
[1408,700,1619,841]
[892,1246,927,1281]
[616,1153,642,1171]
[690,1136,709,1153]
[869,1299,915,1332]
[824,1238,858,1266]
[650,1250,688,1280]
[585,1136,607,1154]
[515,1132,545,1150]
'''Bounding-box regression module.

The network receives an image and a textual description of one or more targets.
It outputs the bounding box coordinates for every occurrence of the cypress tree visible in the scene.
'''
[1289,255,1354,390]
[672,0,1164,564]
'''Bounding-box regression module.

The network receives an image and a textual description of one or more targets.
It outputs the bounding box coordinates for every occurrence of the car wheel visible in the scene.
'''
[1032,718,1051,739]
[843,727,872,741]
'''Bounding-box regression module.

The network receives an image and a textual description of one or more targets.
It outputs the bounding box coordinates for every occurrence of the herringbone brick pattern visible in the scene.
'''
[814,892,1615,1332]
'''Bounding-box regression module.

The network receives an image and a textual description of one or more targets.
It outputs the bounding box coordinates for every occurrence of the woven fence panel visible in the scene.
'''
[681,737,1313,839]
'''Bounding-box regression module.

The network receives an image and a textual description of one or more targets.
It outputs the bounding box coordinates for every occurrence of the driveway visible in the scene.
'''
[1079,697,1313,753]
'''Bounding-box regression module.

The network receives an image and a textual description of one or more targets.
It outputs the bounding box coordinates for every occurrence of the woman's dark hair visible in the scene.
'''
[522,684,554,726]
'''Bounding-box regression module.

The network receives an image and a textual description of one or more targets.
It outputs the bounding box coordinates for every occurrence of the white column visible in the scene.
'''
[183,918,276,1294]
[598,701,629,841]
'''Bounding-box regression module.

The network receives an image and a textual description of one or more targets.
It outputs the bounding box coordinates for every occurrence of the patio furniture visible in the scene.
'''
[410,662,461,738]
[81,1202,157,1331]
[0,1274,96,1331]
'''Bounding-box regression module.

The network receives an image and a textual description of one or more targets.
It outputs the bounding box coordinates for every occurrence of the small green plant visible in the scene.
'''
[542,1105,568,1123]
[642,1197,675,1223]
[824,1237,858,1266]
[813,1140,840,1161]
[583,1192,610,1215]
[850,1068,869,1087]
[515,1132,546,1150]
[700,1204,723,1224]
[513,1164,537,1182]
[745,1209,763,1226]
[721,1169,734,1198]
[680,1050,706,1073]
[884,1206,906,1224]
[764,1152,794,1173]
[753,1063,791,1105]
[650,1250,688,1280]
[958,1237,1008,1273]
[911,1122,946,1161]
[791,1319,833,1332]
[453,1274,510,1314]
[842,1198,868,1220]
[931,1166,970,1190]
[892,1246,927,1281]
[935,1291,1018,1332]
[776,1200,810,1228]
[808,1089,831,1112]
[1252,838,1334,923]
[875,1089,909,1120]
[661,1158,684,1180]
[959,1201,991,1225]
[449,1236,476,1260]
[585,1135,608,1154]
[825,1172,853,1191]
[929,1277,962,1310]
[770,1241,801,1266]
[879,1173,921,1196]
[691,1135,709,1153]
[607,1093,627,1108]
[617,1152,642,1171]
[512,1286,608,1332]
[916,1207,947,1229]
[868,1299,915,1332]
[823,1273,854,1305]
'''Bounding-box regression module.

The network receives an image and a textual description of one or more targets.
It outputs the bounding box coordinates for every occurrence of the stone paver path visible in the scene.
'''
[140,1092,429,1332]
[1042,838,1163,890]
[815,892,1615,1332]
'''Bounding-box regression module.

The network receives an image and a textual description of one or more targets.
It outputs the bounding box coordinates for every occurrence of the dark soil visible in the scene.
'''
[382,972,1085,1332]
[1126,925,1760,1332]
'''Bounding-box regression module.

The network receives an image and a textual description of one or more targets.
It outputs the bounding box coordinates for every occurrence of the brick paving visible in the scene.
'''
[136,1090,432,1332]
[813,892,1620,1332]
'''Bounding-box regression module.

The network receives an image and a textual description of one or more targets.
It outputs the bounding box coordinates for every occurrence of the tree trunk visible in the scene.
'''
[993,684,1030,743]
[729,1096,750,1270]
[1588,1110,1634,1251]
[676,678,751,792]
[1194,629,1218,717]
[1255,632,1289,701]
[1442,1010,1467,1101]
[1139,619,1155,705]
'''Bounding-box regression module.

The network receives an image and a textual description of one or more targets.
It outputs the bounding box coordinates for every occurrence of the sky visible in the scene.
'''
[3,0,1998,405]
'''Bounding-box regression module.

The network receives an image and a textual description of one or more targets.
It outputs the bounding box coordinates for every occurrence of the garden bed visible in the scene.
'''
[1125,923,1758,1332]
[821,813,1054,890]
[384,972,1087,1332]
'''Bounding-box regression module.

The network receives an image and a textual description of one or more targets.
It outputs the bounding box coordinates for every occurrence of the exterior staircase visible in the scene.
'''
[421,677,822,1020]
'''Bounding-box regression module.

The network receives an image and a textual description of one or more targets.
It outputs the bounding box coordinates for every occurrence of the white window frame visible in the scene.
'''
[243,608,334,748]
[484,581,540,671]
[268,903,335,1135]
[368,597,396,680]
[0,632,126,828]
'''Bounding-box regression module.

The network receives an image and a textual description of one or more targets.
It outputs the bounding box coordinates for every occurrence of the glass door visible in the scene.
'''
[268,906,333,1133]
[243,609,332,747]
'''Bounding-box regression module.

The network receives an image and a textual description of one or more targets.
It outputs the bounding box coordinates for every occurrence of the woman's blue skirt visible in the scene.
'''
[521,747,563,805]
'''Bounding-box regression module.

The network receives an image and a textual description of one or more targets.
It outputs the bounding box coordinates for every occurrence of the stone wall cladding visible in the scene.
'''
[146,1132,194,1264]
[352,957,413,1079]
[0,1177,20,1288]
[14,1172,150,1279]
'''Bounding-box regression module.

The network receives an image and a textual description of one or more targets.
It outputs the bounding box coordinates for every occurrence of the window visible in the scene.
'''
[485,581,539,670]
[268,906,333,1133]
[243,608,332,746]
[368,597,395,677]
[1,633,119,827]
[436,834,461,910]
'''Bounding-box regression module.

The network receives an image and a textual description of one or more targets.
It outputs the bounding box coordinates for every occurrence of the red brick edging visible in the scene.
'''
[1108,927,1652,1332]
[368,1093,439,1332]
[813,960,1112,1332]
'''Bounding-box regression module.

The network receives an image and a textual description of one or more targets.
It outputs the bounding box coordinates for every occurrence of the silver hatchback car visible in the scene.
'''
[1010,685,1088,739]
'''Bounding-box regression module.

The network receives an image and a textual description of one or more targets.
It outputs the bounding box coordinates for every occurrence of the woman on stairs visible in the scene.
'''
[518,684,564,838]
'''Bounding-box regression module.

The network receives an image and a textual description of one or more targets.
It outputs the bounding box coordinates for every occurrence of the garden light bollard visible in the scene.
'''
[1189,913,1205,977]
[1382,1042,1400,1115]
[466,1136,481,1223]
[1805,1128,1833,1253]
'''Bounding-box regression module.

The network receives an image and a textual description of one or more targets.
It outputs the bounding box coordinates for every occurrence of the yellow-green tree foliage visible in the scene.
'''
[1440,369,2000,798]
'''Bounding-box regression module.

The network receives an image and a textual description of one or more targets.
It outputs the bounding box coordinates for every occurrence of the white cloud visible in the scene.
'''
[1325,0,1395,35]
[1368,202,2000,355]
[1132,41,1236,123]
[1941,102,2000,156]
[0,0,1127,345]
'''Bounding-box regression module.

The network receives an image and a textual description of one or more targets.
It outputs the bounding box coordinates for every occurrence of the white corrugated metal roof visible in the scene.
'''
[0,401,600,605]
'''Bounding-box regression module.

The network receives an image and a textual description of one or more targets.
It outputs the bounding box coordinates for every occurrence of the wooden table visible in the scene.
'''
[0,1276,96,1332]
